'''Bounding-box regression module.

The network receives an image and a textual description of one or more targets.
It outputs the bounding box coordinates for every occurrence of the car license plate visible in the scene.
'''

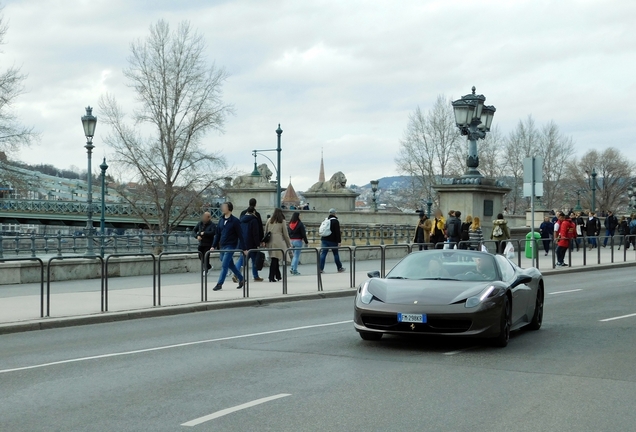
[398,313,426,323]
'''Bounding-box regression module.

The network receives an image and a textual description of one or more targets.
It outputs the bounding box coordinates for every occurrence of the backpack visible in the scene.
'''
[447,218,461,238]
[630,219,636,235]
[319,218,332,237]
[493,224,503,237]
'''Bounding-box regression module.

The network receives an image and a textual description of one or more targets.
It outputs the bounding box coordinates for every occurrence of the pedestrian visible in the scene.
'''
[210,202,246,291]
[288,211,309,275]
[193,211,215,275]
[236,206,264,282]
[319,208,346,273]
[264,208,292,282]
[240,198,264,244]
[585,211,600,250]
[468,216,484,250]
[574,211,585,251]
[460,215,472,249]
[617,216,628,251]
[491,213,510,254]
[539,216,554,256]
[629,213,636,250]
[556,212,576,267]
[413,212,431,250]
[603,210,618,247]
[430,209,446,247]
[445,210,462,248]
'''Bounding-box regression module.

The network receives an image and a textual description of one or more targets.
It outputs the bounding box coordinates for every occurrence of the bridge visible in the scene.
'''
[0,199,221,230]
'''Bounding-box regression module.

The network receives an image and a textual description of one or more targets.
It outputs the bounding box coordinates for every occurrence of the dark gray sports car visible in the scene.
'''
[354,250,544,347]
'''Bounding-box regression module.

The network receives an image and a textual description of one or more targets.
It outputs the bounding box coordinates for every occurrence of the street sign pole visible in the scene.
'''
[524,156,543,268]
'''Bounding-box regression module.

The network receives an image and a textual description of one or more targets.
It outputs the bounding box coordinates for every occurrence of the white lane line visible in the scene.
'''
[599,312,636,322]
[0,320,352,375]
[181,394,291,427]
[548,289,582,295]
[444,346,477,356]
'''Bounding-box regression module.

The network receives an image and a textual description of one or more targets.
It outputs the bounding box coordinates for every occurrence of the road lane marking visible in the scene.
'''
[599,312,636,322]
[444,346,477,355]
[548,289,582,295]
[0,320,352,375]
[181,394,291,427]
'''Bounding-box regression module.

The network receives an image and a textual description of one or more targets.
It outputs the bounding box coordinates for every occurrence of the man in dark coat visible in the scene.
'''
[236,206,263,282]
[240,198,264,243]
[603,210,618,247]
[193,212,215,274]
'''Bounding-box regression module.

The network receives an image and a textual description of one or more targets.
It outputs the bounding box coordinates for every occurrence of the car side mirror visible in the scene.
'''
[367,270,381,279]
[512,275,532,287]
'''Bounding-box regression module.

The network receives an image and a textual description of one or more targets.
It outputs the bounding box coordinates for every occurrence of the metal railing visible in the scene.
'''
[104,253,156,311]
[45,255,104,317]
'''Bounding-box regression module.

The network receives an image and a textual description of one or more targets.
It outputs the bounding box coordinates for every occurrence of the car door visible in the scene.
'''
[495,255,532,326]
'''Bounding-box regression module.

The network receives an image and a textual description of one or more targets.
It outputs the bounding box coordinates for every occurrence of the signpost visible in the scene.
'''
[523,157,543,268]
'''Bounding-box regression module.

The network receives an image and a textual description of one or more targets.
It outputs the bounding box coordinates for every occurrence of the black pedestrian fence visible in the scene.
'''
[104,253,156,311]
[0,257,44,317]
[352,245,384,287]
[202,248,248,300]
[157,251,201,306]
[410,242,435,252]
[383,243,411,267]
[278,246,323,294]
[45,255,104,317]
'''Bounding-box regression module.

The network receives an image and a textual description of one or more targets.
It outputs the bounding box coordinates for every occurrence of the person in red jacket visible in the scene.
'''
[556,213,576,267]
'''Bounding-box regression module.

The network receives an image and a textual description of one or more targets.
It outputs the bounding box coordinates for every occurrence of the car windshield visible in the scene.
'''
[385,250,500,282]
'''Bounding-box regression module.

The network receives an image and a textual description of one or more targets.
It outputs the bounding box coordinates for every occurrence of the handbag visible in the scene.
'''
[262,231,271,244]
[256,251,266,271]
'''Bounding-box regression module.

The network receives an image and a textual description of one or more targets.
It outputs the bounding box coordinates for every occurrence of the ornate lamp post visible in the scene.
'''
[81,106,97,256]
[99,158,108,257]
[627,182,636,211]
[586,168,598,212]
[574,189,585,212]
[252,124,283,208]
[451,87,496,178]
[370,180,379,212]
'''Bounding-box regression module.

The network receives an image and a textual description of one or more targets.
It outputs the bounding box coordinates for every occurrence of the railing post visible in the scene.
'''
[163,231,169,252]
[351,228,356,247]
[30,233,36,258]
[380,224,385,246]
[139,231,144,253]
[56,231,63,257]
[14,234,19,255]
[0,233,3,259]
[366,226,370,246]
[393,225,398,245]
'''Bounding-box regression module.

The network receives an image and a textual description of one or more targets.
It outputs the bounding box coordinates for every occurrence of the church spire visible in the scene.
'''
[318,148,325,183]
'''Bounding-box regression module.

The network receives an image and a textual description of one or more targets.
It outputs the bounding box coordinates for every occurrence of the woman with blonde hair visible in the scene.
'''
[430,209,446,246]
[469,216,484,250]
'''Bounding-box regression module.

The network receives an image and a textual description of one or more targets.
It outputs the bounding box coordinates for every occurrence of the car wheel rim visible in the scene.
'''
[536,290,544,324]
[503,301,511,342]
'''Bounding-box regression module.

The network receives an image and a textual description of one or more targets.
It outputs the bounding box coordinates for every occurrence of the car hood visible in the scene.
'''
[367,278,495,306]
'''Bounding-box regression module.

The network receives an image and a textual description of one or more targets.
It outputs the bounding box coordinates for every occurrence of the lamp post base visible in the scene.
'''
[462,168,483,178]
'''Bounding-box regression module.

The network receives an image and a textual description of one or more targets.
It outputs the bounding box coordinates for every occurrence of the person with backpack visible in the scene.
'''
[319,208,345,274]
[235,206,263,282]
[288,212,309,275]
[555,212,576,266]
[491,213,510,254]
[430,209,446,247]
[539,216,554,256]
[617,216,628,251]
[459,215,472,249]
[445,210,462,248]
[585,211,600,250]
[603,210,619,247]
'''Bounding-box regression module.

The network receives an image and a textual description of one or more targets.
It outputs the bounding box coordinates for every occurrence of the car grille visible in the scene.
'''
[361,315,472,334]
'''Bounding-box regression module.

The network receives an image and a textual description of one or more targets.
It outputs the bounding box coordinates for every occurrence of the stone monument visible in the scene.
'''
[303,171,359,212]
[225,163,279,210]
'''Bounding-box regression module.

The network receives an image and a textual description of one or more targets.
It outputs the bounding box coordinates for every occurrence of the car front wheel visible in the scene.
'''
[491,296,511,348]
[527,286,544,331]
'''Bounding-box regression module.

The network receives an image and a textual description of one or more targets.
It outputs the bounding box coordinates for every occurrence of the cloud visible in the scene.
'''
[1,0,635,192]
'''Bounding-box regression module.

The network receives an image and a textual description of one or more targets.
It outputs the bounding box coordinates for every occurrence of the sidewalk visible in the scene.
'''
[1,246,635,333]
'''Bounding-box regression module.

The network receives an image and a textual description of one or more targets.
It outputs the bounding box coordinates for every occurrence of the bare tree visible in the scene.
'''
[502,116,540,213]
[566,148,635,212]
[395,95,462,200]
[537,121,575,209]
[477,125,505,179]
[0,8,38,191]
[99,20,233,233]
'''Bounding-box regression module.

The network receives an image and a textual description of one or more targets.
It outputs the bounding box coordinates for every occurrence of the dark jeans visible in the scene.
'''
[198,244,212,270]
[603,229,615,246]
[269,257,281,282]
[217,246,243,285]
[556,245,568,265]
[541,238,551,254]
[236,250,259,279]
[320,240,343,271]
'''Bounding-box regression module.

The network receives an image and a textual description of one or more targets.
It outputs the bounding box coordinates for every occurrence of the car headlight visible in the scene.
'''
[359,281,373,304]
[465,286,496,308]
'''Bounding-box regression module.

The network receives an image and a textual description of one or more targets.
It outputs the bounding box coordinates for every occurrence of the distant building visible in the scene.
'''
[282,179,301,209]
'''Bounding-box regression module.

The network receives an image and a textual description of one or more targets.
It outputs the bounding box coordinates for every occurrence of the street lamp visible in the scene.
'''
[574,189,585,212]
[452,86,496,178]
[627,182,636,211]
[370,180,379,212]
[99,158,108,257]
[586,168,598,212]
[252,124,283,208]
[81,106,97,256]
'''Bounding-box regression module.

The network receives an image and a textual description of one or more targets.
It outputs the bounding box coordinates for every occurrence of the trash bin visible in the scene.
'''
[525,232,541,259]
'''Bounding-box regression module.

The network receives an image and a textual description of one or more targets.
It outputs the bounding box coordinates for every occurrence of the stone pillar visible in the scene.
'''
[302,192,359,212]
[225,186,278,215]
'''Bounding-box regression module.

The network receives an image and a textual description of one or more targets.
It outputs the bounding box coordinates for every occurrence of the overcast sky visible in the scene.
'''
[3,0,635,191]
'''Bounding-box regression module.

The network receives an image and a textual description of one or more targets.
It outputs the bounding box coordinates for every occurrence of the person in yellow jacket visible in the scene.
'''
[430,209,446,246]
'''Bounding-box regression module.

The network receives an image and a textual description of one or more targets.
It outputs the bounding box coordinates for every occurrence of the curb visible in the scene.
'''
[0,289,357,335]
[1,260,635,336]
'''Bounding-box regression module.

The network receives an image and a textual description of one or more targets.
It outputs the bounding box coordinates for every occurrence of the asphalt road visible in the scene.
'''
[1,267,635,431]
